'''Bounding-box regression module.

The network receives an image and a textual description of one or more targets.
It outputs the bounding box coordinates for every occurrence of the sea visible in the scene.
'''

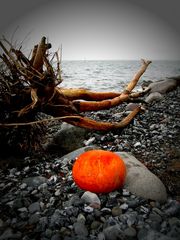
[60,60,180,92]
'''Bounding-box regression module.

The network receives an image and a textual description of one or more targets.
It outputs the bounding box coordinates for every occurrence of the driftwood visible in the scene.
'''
[0,37,151,153]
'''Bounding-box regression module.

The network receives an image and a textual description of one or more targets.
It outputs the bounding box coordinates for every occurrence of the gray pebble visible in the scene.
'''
[0,228,22,239]
[103,225,121,240]
[19,183,27,190]
[91,221,102,230]
[54,189,61,196]
[28,213,40,225]
[124,226,137,237]
[120,203,128,210]
[28,202,40,213]
[77,213,86,224]
[149,213,162,223]
[23,176,47,187]
[111,206,122,217]
[73,222,88,236]
[51,233,61,240]
[17,207,28,212]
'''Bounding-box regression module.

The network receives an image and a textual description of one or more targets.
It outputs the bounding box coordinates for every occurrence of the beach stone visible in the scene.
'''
[116,152,167,203]
[22,176,47,187]
[120,203,129,210]
[19,183,27,190]
[12,198,23,209]
[111,206,122,217]
[0,219,4,228]
[83,206,94,213]
[46,123,90,155]
[37,217,48,232]
[51,233,61,240]
[73,222,88,236]
[28,213,40,225]
[164,200,180,216]
[124,226,137,237]
[126,103,139,111]
[0,228,22,239]
[77,213,86,224]
[103,225,121,240]
[64,195,84,207]
[145,92,163,103]
[28,202,40,213]
[148,79,178,94]
[91,220,101,229]
[138,229,178,240]
[81,191,101,206]
[134,142,141,148]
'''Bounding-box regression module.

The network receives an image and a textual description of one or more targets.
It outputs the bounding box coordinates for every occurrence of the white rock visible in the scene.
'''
[81,191,101,206]
[120,203,129,210]
[134,142,141,148]
[18,207,28,212]
[83,206,94,213]
[54,189,61,196]
[116,152,167,203]
[19,183,27,190]
[84,137,96,146]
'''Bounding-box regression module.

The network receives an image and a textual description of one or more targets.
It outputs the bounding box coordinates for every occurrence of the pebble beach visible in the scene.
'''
[0,81,179,239]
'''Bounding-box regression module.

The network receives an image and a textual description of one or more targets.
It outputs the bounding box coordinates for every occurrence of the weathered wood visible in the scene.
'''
[0,37,151,134]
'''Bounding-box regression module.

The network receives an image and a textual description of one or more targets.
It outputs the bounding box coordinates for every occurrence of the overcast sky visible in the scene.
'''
[0,0,180,60]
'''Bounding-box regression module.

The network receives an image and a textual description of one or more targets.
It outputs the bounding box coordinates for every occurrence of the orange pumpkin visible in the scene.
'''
[72,149,126,193]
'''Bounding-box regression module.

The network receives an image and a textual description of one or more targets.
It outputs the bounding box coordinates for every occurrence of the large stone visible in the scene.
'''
[59,145,100,161]
[145,92,163,103]
[148,79,178,94]
[46,123,90,155]
[116,152,167,203]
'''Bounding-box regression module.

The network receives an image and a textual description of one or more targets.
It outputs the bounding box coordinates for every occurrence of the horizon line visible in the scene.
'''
[61,58,180,62]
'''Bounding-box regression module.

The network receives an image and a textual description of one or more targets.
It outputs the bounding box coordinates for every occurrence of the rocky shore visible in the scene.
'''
[0,79,179,239]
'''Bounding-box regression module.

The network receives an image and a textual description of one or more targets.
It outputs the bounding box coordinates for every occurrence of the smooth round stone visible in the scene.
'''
[19,183,27,190]
[81,191,101,206]
[54,189,61,196]
[28,213,40,225]
[149,213,162,223]
[116,152,167,203]
[91,221,102,230]
[77,213,86,224]
[17,207,28,212]
[124,227,137,237]
[120,203,128,210]
[28,202,40,213]
[103,225,121,240]
[73,222,88,236]
[111,206,122,217]
[0,228,22,240]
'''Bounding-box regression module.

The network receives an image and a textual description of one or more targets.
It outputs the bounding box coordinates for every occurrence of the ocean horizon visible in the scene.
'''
[60,60,180,92]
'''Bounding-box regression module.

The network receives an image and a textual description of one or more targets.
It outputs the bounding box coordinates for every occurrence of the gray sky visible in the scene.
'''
[0,0,180,60]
